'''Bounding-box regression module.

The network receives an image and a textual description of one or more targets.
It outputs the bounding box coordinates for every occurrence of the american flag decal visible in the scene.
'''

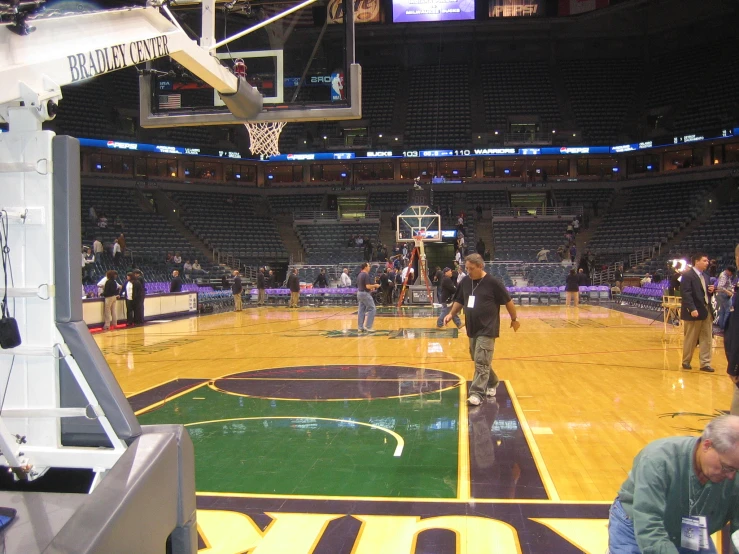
[159,94,181,109]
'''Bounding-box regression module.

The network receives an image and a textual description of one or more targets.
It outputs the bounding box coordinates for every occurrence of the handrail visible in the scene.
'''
[628,246,658,268]
[293,210,381,222]
[491,206,583,218]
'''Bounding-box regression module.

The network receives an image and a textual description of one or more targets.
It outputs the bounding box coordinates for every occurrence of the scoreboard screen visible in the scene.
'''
[393,0,475,22]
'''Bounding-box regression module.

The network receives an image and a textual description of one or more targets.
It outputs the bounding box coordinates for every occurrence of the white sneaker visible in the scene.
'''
[365,328,377,333]
[486,384,498,397]
[467,395,482,406]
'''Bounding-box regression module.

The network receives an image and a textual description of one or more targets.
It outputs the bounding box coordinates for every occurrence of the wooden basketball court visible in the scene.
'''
[93,304,732,553]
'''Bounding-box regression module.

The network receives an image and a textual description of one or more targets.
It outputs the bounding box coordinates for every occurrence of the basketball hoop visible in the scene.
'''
[244,121,286,158]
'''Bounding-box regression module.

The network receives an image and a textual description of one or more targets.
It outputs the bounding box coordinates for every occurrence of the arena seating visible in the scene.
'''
[492,220,568,262]
[554,188,614,211]
[55,81,130,140]
[82,186,202,265]
[645,49,709,115]
[170,191,288,263]
[269,194,325,215]
[465,189,509,211]
[560,59,640,145]
[659,198,739,266]
[526,264,570,287]
[363,66,401,137]
[480,61,562,132]
[404,65,471,148]
[295,222,380,264]
[368,191,409,214]
[484,264,514,287]
[587,180,715,257]
[616,282,667,310]
[672,46,739,134]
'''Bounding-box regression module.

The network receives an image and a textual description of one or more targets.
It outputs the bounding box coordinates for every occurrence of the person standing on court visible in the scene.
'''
[287,268,301,308]
[726,245,739,415]
[357,262,380,333]
[436,267,462,329]
[101,270,121,331]
[132,270,145,325]
[608,414,739,553]
[681,252,715,372]
[169,270,182,293]
[232,270,243,312]
[256,267,266,306]
[443,254,520,405]
[124,272,135,326]
[565,268,579,307]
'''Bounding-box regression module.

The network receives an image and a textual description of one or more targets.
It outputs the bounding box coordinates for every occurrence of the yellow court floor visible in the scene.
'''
[93,304,733,553]
[95,304,731,503]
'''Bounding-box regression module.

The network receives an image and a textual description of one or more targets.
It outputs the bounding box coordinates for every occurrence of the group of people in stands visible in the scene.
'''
[81,233,127,284]
[166,252,206,278]
[89,205,124,230]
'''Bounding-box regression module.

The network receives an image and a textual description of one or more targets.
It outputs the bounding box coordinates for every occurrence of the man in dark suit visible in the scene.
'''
[169,270,182,293]
[256,268,266,306]
[681,252,715,372]
[132,270,146,325]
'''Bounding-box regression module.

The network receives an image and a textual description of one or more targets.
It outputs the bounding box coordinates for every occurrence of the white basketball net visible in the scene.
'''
[244,121,286,158]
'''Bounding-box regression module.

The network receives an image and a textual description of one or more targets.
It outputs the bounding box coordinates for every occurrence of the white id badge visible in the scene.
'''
[680,516,708,552]
[467,296,476,308]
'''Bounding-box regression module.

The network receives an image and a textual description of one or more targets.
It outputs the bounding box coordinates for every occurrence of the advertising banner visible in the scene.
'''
[393,0,475,22]
[328,0,382,23]
[489,0,541,18]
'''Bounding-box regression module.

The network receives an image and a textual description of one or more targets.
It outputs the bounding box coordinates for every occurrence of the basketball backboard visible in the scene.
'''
[397,206,442,243]
[139,0,362,127]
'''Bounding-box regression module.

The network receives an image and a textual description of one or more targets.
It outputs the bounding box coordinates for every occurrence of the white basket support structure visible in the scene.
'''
[245,121,287,158]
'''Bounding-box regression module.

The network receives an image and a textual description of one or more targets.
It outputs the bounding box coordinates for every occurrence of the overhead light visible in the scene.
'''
[379,134,383,138]
[572,133,576,137]
[552,130,556,134]
[394,137,398,141]
[323,135,327,139]
[494,131,499,135]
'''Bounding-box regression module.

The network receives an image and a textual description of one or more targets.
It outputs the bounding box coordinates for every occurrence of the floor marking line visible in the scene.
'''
[133,382,209,416]
[216,377,461,382]
[183,416,405,457]
[195,491,612,504]
[457,377,470,501]
[506,382,561,501]
[207,381,462,402]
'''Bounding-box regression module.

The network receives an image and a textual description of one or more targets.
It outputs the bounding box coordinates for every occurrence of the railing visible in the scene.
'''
[212,249,242,273]
[628,246,659,268]
[591,263,618,286]
[293,210,381,222]
[491,206,583,218]
[503,132,554,146]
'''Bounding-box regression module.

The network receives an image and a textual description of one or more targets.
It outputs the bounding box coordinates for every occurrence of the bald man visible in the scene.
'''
[608,415,739,553]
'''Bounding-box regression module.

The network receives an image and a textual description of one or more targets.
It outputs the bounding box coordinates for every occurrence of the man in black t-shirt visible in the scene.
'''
[313,269,329,289]
[436,267,462,329]
[444,254,520,406]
